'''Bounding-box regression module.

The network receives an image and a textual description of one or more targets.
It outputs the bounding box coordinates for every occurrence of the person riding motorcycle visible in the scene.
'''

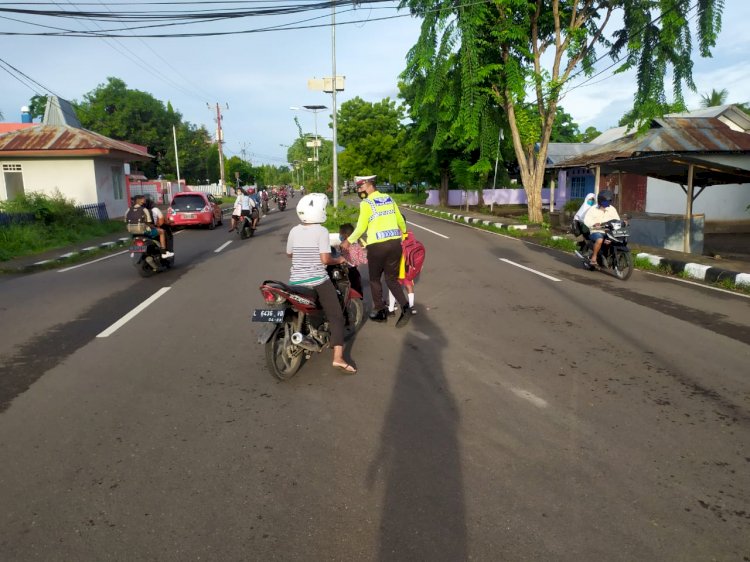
[229,187,252,232]
[143,195,173,256]
[247,187,260,229]
[287,193,356,373]
[583,190,620,267]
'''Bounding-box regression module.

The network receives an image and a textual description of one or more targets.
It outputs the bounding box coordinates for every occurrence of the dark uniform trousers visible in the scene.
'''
[366,238,407,311]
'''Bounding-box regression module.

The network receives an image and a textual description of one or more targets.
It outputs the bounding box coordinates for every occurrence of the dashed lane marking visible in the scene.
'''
[499,258,561,282]
[406,221,449,239]
[510,387,548,408]
[215,241,233,253]
[96,287,171,338]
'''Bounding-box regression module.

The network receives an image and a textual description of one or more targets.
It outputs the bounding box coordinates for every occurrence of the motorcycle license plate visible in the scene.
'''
[252,309,285,323]
[129,245,146,253]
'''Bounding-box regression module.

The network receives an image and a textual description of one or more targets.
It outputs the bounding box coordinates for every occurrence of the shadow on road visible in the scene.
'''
[367,312,467,561]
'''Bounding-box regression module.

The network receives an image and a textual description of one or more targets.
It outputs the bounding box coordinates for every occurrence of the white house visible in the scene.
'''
[0,97,152,218]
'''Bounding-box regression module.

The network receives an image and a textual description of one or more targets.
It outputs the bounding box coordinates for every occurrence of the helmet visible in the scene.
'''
[296,193,329,224]
[597,190,614,207]
[247,187,256,193]
[143,195,154,209]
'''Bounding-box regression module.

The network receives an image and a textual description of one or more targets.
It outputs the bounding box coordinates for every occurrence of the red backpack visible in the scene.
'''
[402,231,426,281]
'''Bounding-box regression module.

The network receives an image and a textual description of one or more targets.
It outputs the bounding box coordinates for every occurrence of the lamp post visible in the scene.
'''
[290,105,327,181]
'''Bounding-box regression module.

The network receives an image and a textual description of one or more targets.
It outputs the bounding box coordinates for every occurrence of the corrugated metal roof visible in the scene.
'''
[545,143,595,165]
[554,117,750,169]
[0,125,152,159]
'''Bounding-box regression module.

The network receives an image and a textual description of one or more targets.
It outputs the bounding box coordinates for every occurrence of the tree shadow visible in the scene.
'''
[367,312,467,560]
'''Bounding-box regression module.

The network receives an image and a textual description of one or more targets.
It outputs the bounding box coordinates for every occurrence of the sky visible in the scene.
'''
[1,0,749,171]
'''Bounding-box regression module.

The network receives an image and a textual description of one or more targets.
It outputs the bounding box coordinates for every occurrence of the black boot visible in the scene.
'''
[369,309,388,323]
[396,305,412,328]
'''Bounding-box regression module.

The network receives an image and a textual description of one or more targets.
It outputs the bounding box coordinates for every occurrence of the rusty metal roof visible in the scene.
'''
[0,125,152,160]
[554,117,750,169]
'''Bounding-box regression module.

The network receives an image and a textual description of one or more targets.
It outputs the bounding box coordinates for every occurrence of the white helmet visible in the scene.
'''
[296,193,329,224]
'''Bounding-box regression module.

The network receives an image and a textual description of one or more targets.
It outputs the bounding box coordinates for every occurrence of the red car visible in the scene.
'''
[168,192,223,229]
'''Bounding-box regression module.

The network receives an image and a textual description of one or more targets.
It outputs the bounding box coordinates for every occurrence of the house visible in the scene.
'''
[0,97,152,218]
[550,107,750,252]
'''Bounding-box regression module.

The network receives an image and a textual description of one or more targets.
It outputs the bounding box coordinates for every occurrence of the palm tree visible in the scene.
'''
[700,88,729,108]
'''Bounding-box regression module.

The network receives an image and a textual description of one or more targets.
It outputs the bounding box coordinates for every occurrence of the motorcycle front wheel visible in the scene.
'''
[344,298,365,340]
[613,251,634,281]
[265,321,304,380]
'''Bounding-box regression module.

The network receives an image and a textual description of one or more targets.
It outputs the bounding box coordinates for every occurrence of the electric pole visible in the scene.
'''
[209,102,229,195]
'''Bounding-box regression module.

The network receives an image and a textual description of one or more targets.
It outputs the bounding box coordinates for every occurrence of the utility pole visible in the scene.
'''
[209,102,228,195]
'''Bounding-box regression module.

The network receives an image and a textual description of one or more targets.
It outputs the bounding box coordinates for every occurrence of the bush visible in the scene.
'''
[0,192,125,261]
[564,198,583,213]
[322,200,360,232]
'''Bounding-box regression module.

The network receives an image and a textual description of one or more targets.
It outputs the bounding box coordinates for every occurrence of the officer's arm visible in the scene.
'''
[394,204,407,234]
[347,200,371,244]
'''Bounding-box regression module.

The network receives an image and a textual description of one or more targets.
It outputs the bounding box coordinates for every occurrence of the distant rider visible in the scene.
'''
[583,190,620,267]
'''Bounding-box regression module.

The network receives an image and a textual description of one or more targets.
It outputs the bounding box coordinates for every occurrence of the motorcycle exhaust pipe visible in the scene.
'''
[574,250,586,260]
[291,332,322,352]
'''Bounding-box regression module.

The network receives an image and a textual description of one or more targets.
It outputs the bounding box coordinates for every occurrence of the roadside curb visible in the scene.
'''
[404,204,530,231]
[635,252,750,287]
[402,204,750,288]
[3,238,131,274]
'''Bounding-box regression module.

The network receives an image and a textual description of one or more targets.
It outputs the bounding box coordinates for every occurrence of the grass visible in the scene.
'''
[0,192,126,262]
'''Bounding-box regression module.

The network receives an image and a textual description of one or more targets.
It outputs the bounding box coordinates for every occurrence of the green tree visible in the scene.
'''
[700,88,729,108]
[579,126,602,143]
[28,95,47,120]
[336,97,406,184]
[74,77,176,178]
[550,106,582,143]
[402,0,725,222]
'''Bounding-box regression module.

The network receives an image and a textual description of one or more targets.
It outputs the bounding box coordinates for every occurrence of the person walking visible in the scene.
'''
[340,175,411,327]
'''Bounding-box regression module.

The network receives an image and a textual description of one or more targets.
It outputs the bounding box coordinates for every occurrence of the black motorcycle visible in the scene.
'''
[277,195,287,211]
[237,212,256,239]
[130,234,173,277]
[574,219,633,280]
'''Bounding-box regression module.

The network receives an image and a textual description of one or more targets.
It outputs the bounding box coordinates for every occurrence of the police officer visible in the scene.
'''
[340,175,411,327]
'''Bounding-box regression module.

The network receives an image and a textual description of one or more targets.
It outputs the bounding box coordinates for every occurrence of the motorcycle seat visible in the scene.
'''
[261,280,318,301]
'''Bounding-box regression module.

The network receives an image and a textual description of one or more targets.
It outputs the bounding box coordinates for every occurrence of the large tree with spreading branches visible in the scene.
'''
[401,0,724,222]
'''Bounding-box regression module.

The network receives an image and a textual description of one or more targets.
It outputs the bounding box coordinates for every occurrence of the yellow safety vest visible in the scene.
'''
[348,191,406,245]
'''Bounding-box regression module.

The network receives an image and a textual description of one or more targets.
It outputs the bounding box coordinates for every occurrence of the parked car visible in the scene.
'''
[167,192,223,229]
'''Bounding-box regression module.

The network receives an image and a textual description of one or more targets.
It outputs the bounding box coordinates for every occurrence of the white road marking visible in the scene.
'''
[410,330,431,340]
[499,258,561,282]
[96,287,171,338]
[57,250,129,273]
[215,241,233,253]
[510,387,548,408]
[642,270,750,299]
[406,221,449,239]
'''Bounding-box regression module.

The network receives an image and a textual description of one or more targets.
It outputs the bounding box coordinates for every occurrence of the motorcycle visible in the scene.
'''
[237,211,257,239]
[261,197,269,214]
[252,263,365,380]
[574,218,633,280]
[277,195,287,211]
[129,234,173,277]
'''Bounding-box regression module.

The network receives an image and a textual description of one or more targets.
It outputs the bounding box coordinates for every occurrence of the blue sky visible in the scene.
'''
[1,1,748,171]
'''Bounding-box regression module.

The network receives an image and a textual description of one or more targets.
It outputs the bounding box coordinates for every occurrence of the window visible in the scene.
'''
[2,163,24,199]
[570,175,589,200]
[112,166,124,200]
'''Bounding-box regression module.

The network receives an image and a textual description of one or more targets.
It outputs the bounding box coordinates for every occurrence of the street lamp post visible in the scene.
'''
[290,105,327,182]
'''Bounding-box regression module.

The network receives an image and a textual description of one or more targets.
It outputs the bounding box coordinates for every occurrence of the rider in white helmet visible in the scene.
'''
[287,193,357,374]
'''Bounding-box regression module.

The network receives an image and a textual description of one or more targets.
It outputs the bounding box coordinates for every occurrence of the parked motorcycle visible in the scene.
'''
[277,195,287,211]
[252,264,364,380]
[574,218,633,280]
[129,234,173,277]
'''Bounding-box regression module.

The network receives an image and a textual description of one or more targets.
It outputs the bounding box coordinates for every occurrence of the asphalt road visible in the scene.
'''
[0,203,749,561]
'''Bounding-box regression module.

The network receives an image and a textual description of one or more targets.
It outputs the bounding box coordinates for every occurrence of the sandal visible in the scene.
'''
[332,362,357,374]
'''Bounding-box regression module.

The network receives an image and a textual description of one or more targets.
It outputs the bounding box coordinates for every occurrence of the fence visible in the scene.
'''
[76,202,109,222]
[0,212,35,227]
[0,202,109,227]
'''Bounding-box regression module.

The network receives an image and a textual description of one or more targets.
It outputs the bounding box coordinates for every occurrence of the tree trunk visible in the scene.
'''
[439,170,449,207]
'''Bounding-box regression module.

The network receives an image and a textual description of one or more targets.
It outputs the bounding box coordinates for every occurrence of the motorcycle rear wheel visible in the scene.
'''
[265,322,304,380]
[135,256,156,277]
[613,251,634,280]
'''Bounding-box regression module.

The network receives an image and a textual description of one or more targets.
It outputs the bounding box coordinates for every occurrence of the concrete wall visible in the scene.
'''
[646,178,750,222]
[425,188,556,207]
[0,158,95,203]
[93,158,128,218]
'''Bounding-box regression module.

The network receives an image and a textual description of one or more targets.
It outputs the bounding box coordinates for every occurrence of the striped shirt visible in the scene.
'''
[287,224,331,287]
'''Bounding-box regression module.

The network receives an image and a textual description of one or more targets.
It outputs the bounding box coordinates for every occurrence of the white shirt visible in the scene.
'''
[583,205,620,233]
[151,206,164,225]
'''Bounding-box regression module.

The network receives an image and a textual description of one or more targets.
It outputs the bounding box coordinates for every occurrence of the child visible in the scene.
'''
[338,223,365,296]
